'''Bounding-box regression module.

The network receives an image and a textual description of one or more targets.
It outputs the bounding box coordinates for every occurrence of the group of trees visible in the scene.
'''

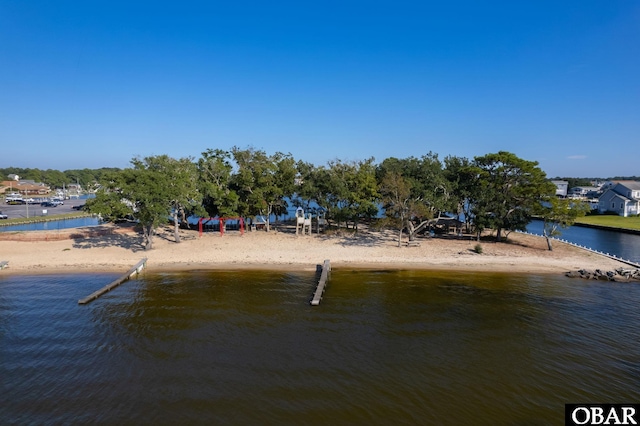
[81,147,581,251]
[378,151,563,245]
[0,167,118,189]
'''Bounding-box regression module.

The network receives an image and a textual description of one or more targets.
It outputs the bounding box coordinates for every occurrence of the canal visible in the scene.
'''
[526,219,640,264]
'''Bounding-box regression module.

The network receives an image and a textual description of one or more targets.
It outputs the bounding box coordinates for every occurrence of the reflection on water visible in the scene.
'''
[1,270,639,425]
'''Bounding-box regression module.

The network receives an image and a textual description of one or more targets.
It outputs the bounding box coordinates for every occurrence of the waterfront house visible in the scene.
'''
[598,181,640,217]
[569,186,600,198]
[552,180,569,197]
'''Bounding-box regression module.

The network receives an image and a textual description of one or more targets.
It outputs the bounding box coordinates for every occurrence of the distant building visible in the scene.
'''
[569,186,600,198]
[598,181,640,217]
[0,180,51,196]
[551,180,569,197]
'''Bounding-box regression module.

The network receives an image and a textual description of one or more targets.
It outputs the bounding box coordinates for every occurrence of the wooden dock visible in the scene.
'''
[310,259,331,306]
[78,258,147,305]
[0,260,8,270]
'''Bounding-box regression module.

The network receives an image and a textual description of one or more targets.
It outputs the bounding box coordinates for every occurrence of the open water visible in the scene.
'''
[1,270,639,425]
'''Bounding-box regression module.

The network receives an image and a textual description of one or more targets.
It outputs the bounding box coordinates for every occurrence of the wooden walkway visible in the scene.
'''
[78,258,147,305]
[310,259,331,306]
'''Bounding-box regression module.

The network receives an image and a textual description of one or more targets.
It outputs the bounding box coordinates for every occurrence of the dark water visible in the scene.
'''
[0,217,101,232]
[1,270,639,425]
[526,219,640,263]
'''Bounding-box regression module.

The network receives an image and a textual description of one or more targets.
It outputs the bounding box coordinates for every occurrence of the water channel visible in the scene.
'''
[0,216,102,232]
[526,219,640,264]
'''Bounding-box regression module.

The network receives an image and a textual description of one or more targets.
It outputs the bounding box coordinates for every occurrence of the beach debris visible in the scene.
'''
[565,268,640,282]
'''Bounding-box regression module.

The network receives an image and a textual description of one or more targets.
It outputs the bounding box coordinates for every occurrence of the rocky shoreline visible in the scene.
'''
[566,268,640,282]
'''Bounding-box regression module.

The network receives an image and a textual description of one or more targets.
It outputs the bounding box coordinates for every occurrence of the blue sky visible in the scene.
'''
[1,1,638,178]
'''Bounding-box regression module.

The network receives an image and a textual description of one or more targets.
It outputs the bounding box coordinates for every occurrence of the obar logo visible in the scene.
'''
[566,404,639,425]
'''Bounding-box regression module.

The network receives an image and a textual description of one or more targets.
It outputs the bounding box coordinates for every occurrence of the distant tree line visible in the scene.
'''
[549,176,640,189]
[0,167,121,189]
[75,148,569,250]
[3,166,634,195]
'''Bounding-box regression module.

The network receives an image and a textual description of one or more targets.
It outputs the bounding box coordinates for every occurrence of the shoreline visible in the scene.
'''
[573,221,640,236]
[0,224,632,277]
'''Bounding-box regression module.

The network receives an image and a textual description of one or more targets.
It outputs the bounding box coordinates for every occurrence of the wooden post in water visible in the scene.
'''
[311,259,331,306]
[78,258,147,305]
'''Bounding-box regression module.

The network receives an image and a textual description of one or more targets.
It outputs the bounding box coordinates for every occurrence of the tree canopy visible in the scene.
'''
[86,155,200,250]
[75,148,563,249]
[230,147,296,232]
[376,153,450,241]
[469,151,555,241]
[0,167,120,189]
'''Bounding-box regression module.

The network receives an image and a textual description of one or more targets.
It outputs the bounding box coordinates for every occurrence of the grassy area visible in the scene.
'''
[576,215,640,231]
[0,212,92,226]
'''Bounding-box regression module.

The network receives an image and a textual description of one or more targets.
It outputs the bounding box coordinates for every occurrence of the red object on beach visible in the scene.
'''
[198,217,245,237]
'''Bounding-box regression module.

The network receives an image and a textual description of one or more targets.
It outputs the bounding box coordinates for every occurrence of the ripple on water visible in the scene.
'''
[1,270,640,424]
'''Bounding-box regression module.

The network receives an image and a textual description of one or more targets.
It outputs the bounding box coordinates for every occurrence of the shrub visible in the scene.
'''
[473,244,483,254]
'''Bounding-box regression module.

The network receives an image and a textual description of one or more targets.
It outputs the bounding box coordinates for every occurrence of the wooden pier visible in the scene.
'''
[310,259,331,306]
[78,258,147,305]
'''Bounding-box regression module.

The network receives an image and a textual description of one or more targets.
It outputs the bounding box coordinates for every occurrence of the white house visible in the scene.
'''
[551,180,569,197]
[569,186,600,197]
[598,181,640,217]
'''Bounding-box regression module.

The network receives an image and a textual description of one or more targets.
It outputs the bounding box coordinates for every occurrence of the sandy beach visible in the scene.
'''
[0,223,631,276]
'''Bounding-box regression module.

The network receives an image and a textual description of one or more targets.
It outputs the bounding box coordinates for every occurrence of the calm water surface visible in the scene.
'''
[527,219,640,263]
[1,270,639,425]
[0,217,101,232]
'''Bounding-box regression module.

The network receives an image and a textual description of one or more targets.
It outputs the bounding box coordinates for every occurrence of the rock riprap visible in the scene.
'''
[565,268,640,282]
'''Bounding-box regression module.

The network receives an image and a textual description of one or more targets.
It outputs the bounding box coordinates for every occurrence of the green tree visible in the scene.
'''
[295,162,337,219]
[64,168,119,191]
[292,161,319,210]
[377,153,450,240]
[84,171,132,222]
[124,163,171,250]
[142,155,203,243]
[324,158,379,231]
[540,198,590,250]
[471,151,555,242]
[230,147,296,231]
[198,149,239,217]
[41,169,68,188]
[444,155,476,232]
[378,171,413,246]
[88,155,199,250]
